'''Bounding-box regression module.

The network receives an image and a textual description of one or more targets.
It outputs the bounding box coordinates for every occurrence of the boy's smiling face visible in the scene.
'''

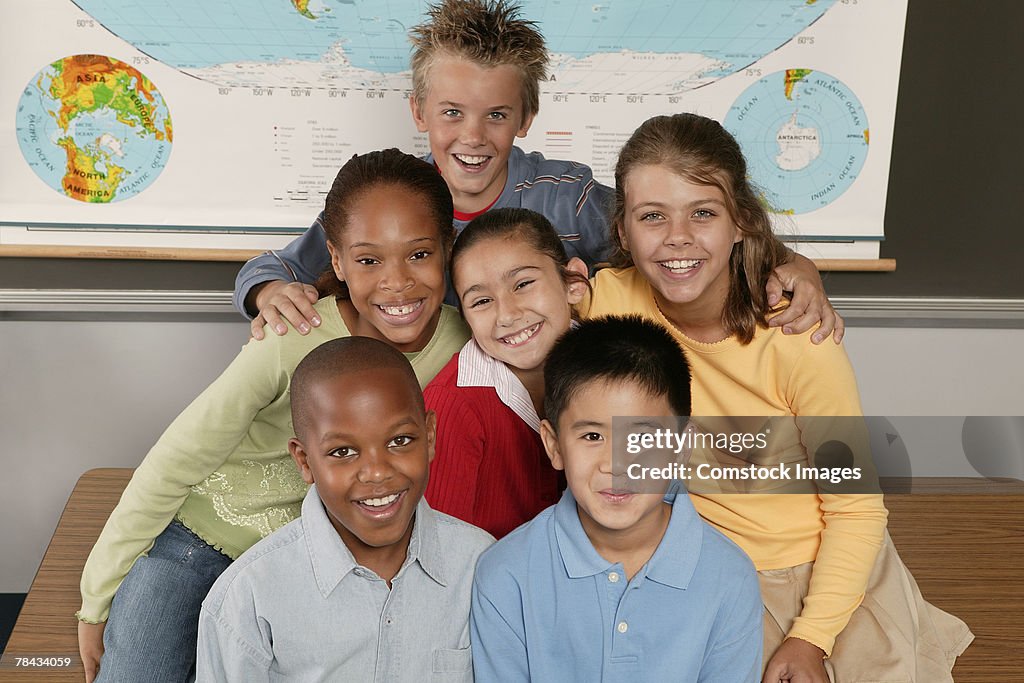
[289,367,435,568]
[541,378,673,542]
[410,54,535,215]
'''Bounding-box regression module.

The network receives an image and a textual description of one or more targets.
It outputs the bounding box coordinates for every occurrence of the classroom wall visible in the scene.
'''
[2,316,1023,593]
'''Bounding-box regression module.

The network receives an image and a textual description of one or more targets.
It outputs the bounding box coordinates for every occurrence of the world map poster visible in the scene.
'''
[0,0,907,258]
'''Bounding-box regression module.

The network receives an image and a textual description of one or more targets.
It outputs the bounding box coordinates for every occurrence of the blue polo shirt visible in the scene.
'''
[470,487,762,682]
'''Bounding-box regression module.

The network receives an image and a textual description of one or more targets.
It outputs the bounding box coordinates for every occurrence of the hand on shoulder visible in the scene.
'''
[249,281,321,340]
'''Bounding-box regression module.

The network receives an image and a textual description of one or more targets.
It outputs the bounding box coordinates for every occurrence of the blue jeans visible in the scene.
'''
[97,520,232,683]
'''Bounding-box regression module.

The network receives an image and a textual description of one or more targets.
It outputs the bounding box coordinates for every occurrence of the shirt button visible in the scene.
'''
[617,621,628,634]
[608,572,620,583]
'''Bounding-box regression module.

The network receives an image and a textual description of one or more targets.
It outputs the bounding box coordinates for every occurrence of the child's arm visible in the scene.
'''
[768,251,845,344]
[234,211,331,337]
[784,341,888,657]
[77,621,103,683]
[77,333,290,625]
[470,576,529,683]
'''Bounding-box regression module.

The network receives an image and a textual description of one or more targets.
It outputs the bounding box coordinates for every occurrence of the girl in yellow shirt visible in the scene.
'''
[586,113,972,682]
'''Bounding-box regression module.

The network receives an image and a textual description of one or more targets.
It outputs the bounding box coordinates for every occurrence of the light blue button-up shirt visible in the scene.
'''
[470,487,762,682]
[197,484,493,682]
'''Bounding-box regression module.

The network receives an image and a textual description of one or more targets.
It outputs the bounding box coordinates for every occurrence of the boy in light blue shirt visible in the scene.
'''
[470,315,763,682]
[197,337,492,682]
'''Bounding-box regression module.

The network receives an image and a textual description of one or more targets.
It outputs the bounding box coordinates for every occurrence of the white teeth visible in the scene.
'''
[361,493,400,508]
[662,259,702,271]
[379,301,422,316]
[455,153,488,165]
[500,323,540,346]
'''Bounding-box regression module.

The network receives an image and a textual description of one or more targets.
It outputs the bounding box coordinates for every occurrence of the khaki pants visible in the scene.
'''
[760,532,974,683]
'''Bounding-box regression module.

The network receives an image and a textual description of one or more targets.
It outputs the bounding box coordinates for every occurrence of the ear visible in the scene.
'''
[516,110,536,138]
[733,224,744,245]
[409,95,429,133]
[288,437,315,485]
[424,409,437,466]
[326,240,345,282]
[565,257,589,305]
[540,419,565,471]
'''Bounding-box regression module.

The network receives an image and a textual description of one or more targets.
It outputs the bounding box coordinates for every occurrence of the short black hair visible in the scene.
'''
[544,315,692,429]
[290,337,424,440]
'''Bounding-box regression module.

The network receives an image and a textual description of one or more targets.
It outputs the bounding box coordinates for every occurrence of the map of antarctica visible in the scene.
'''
[724,69,869,215]
[70,0,839,93]
[15,54,173,203]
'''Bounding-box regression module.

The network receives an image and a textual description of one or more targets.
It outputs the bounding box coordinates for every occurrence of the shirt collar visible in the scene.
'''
[552,488,615,578]
[302,486,449,597]
[456,339,540,432]
[552,484,703,589]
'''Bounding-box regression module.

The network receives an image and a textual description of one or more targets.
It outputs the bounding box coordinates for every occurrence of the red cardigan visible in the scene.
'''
[423,353,563,538]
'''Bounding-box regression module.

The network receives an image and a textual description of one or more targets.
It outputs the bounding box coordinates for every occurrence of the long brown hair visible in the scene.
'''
[610,113,788,344]
[314,148,455,299]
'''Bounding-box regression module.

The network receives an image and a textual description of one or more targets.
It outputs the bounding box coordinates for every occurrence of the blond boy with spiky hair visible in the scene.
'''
[237,0,839,344]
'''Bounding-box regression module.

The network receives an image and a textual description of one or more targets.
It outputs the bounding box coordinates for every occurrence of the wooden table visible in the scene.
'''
[0,469,132,682]
[1,470,1022,681]
[883,478,1024,682]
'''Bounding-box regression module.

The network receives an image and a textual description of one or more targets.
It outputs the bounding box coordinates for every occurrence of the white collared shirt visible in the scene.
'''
[455,339,540,433]
[197,485,493,682]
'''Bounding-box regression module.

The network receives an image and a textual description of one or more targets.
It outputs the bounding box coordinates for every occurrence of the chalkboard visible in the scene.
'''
[824,0,1023,298]
[1,0,1021,301]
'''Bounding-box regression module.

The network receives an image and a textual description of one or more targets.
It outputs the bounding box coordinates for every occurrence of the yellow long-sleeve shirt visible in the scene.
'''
[587,267,887,655]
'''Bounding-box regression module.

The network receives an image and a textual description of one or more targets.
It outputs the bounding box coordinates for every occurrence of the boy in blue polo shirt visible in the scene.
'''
[470,315,762,682]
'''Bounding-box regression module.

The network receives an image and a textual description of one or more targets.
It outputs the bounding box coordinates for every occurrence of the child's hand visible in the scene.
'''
[78,620,105,683]
[249,280,321,339]
[762,637,829,683]
[767,253,845,344]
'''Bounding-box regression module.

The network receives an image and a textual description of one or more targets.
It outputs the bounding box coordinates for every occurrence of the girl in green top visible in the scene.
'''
[77,149,469,683]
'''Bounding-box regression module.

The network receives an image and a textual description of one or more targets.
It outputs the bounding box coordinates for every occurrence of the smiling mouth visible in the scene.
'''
[659,259,703,274]
[354,490,405,517]
[359,492,401,508]
[453,153,491,170]
[376,299,424,320]
[499,322,541,346]
[599,489,635,503]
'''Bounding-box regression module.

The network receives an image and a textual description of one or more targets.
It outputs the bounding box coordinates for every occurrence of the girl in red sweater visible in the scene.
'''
[424,208,589,537]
